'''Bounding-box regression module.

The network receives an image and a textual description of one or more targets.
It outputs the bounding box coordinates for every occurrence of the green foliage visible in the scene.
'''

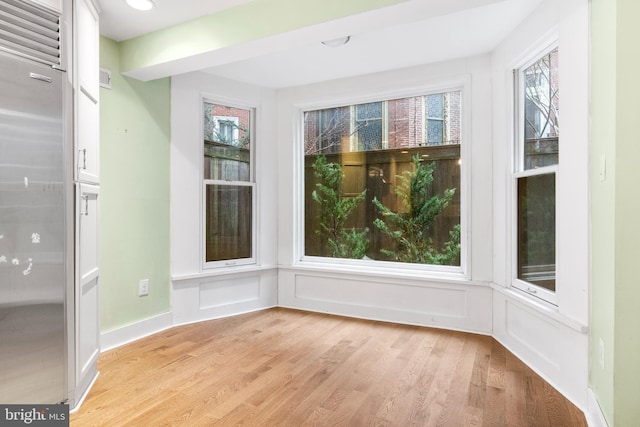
[373,155,460,265]
[311,156,369,259]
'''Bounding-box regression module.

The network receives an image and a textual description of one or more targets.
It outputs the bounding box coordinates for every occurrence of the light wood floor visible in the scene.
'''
[71,308,587,426]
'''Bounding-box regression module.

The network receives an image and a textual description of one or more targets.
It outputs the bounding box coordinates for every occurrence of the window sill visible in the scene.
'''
[283,260,477,286]
[490,283,588,333]
[171,265,277,283]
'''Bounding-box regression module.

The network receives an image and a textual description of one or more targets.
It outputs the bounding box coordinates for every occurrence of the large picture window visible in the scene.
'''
[303,91,462,267]
[514,47,559,301]
[203,101,254,267]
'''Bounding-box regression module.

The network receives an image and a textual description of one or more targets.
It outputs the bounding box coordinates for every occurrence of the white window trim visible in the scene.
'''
[510,39,559,306]
[201,96,257,270]
[293,79,471,280]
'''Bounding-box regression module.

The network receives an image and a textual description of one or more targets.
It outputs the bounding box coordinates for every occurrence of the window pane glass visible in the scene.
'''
[517,173,555,291]
[523,47,559,170]
[427,94,444,119]
[427,119,444,145]
[304,91,462,266]
[205,185,252,262]
[304,107,351,155]
[355,102,383,151]
[203,102,251,181]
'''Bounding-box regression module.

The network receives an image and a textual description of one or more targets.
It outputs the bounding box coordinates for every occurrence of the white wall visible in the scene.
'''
[276,55,495,334]
[164,0,590,413]
[170,72,279,325]
[491,0,589,409]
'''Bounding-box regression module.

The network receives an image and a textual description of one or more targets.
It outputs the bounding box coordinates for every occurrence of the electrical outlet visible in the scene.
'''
[139,279,149,296]
[599,338,605,369]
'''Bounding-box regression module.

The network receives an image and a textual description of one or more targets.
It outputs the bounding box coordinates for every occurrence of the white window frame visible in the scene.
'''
[295,80,470,279]
[201,97,257,270]
[511,41,559,305]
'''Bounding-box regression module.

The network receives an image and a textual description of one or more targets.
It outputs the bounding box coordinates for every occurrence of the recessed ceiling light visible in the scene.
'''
[126,0,155,11]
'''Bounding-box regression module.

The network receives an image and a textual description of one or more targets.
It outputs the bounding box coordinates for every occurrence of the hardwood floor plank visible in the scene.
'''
[70,308,586,427]
[525,374,551,427]
[505,368,528,427]
[437,337,478,426]
[468,335,492,409]
[483,385,506,426]
[487,339,506,390]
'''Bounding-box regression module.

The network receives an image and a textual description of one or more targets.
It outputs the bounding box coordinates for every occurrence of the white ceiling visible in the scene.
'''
[99,0,256,42]
[100,0,542,89]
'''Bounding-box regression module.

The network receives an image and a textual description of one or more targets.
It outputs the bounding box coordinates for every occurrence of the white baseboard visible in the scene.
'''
[69,371,99,413]
[586,388,609,427]
[100,311,173,352]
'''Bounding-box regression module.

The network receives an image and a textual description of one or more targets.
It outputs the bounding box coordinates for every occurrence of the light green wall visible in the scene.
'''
[591,0,640,425]
[590,0,616,422]
[613,0,640,425]
[119,0,407,75]
[99,36,171,332]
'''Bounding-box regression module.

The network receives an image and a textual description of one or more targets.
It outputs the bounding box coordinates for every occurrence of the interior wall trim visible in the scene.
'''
[586,388,610,427]
[100,311,173,352]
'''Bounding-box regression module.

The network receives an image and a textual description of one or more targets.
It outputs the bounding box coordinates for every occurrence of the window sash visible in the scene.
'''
[515,172,556,287]
[202,181,256,268]
[512,45,559,304]
[202,99,256,269]
[513,46,559,174]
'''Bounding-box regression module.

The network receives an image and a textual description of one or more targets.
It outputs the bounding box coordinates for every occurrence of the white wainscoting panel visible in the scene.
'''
[505,300,560,368]
[492,287,589,411]
[172,268,278,326]
[200,276,261,309]
[279,268,492,334]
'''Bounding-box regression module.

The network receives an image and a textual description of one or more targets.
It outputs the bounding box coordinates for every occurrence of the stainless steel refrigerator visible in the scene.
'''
[0,43,69,402]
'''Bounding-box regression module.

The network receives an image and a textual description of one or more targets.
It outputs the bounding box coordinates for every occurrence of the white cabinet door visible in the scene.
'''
[76,90,99,183]
[75,183,99,397]
[74,0,100,184]
[75,0,99,101]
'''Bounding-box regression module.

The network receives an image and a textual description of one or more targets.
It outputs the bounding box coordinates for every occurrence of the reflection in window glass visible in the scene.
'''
[517,173,555,291]
[303,91,462,267]
[355,102,383,151]
[205,185,252,262]
[427,94,445,145]
[203,101,254,266]
[523,47,559,170]
[203,103,251,181]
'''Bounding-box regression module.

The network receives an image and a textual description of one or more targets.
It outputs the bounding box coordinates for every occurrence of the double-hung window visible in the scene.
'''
[513,47,559,303]
[202,101,255,268]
